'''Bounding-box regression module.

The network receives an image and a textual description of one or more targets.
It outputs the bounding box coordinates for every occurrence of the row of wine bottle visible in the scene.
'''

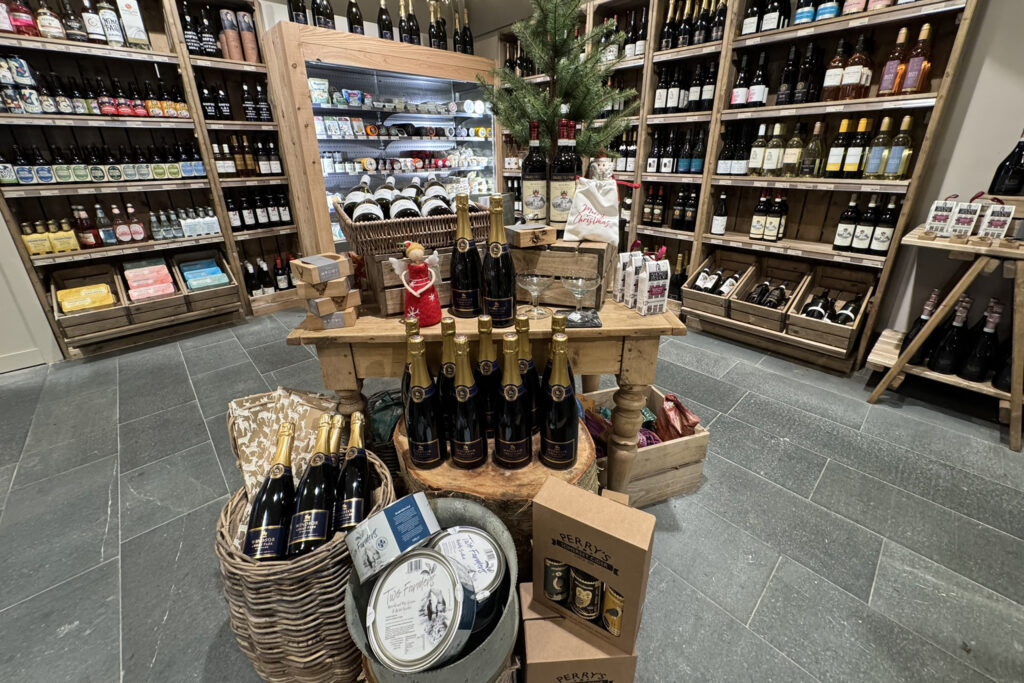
[243,254,296,297]
[658,0,728,51]
[800,289,864,325]
[651,60,718,114]
[225,190,293,232]
[210,135,284,178]
[244,412,370,561]
[0,0,151,50]
[1,141,204,185]
[402,314,578,472]
[197,80,273,122]
[179,1,261,63]
[740,0,926,36]
[641,185,701,233]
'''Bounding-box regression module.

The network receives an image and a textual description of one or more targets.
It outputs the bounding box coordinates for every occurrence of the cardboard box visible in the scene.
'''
[303,308,358,330]
[532,477,655,652]
[601,489,630,506]
[306,290,362,317]
[296,276,354,299]
[289,253,353,285]
[520,583,560,622]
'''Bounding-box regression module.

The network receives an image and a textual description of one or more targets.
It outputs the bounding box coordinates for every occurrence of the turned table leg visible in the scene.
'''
[607,383,651,493]
[316,342,367,415]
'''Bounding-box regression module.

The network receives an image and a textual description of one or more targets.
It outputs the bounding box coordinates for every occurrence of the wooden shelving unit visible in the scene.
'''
[30,235,224,266]
[3,179,211,199]
[0,113,195,129]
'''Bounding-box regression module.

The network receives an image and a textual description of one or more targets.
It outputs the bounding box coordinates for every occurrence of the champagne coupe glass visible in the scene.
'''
[517,272,553,319]
[562,274,601,324]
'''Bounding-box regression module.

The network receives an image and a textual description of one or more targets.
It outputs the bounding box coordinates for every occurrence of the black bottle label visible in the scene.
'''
[338,498,364,529]
[452,287,479,314]
[316,16,336,29]
[245,525,286,559]
[496,438,531,468]
[292,12,308,24]
[288,509,329,545]
[410,438,442,466]
[441,362,455,379]
[452,438,486,468]
[484,297,513,326]
[541,436,576,465]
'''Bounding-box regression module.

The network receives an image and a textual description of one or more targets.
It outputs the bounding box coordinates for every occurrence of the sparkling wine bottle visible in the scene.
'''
[406,335,446,468]
[540,333,578,469]
[244,422,296,561]
[901,289,939,361]
[958,311,1000,382]
[927,307,969,374]
[475,315,500,437]
[400,316,419,417]
[288,415,336,556]
[496,333,531,469]
[450,194,482,317]
[515,315,540,434]
[450,335,486,468]
[436,317,457,444]
[481,194,516,327]
[337,411,369,530]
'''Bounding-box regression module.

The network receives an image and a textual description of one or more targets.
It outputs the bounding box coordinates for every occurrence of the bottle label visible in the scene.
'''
[816,2,840,19]
[114,223,132,242]
[760,11,780,31]
[864,146,888,175]
[878,61,902,94]
[136,164,151,180]
[843,0,868,13]
[624,43,636,59]
[259,160,272,175]
[666,87,680,109]
[626,156,636,172]
[244,525,287,559]
[868,0,894,8]
[741,16,759,35]
[688,85,701,104]
[660,157,674,174]
[794,7,816,23]
[822,68,844,88]
[654,89,667,110]
[496,437,531,468]
[718,277,738,296]
[701,84,715,100]
[841,65,864,87]
[452,286,480,314]
[548,179,576,224]
[852,224,874,250]
[484,296,514,326]
[166,164,181,179]
[540,437,576,468]
[352,201,384,221]
[280,206,291,222]
[647,156,659,173]
[834,221,855,247]
[716,159,731,175]
[129,221,145,240]
[825,146,846,172]
[782,148,802,166]
[884,146,907,176]
[288,510,329,546]
[270,159,282,174]
[843,147,864,172]
[731,158,749,175]
[870,227,893,253]
[228,210,241,227]
[350,22,362,34]
[691,158,704,173]
[748,147,766,171]
[763,216,781,240]
[122,164,138,181]
[452,438,485,468]
[676,157,692,174]
[256,207,270,224]
[275,273,288,289]
[20,89,42,114]
[0,163,15,184]
[904,58,926,92]
[750,214,766,239]
[53,165,72,183]
[711,215,728,235]
[614,156,626,172]
[730,87,749,106]
[14,165,34,184]
[34,166,54,184]
[389,197,420,217]
[242,209,255,224]
[763,148,783,171]
[338,498,364,529]
[410,438,442,466]
[381,29,393,40]
[180,162,194,178]
[99,9,125,43]
[747,84,768,106]
[37,13,66,39]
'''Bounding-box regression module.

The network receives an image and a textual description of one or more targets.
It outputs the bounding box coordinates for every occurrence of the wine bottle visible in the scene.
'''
[901,23,932,95]
[821,40,848,101]
[869,197,898,255]
[927,308,968,374]
[289,0,309,24]
[59,0,87,41]
[841,117,872,178]
[496,333,531,469]
[825,118,852,178]
[450,335,486,468]
[840,34,872,100]
[541,312,575,391]
[750,190,769,240]
[746,51,769,107]
[782,122,807,177]
[539,333,578,469]
[958,310,1001,381]
[883,115,915,181]
[436,317,457,444]
[515,315,540,434]
[711,0,727,41]
[549,117,579,227]
[900,289,939,359]
[461,6,473,54]
[676,0,694,48]
[832,194,860,252]
[741,0,761,36]
[476,315,500,437]
[716,273,740,296]
[878,26,909,96]
[521,120,548,222]
[763,194,785,242]
[660,0,678,50]
[288,415,335,556]
[311,0,335,29]
[850,193,879,253]
[730,54,750,108]
[407,0,419,44]
[400,316,419,415]
[710,191,728,235]
[406,335,446,468]
[762,284,788,309]
[377,0,393,40]
[988,129,1024,196]
[243,422,296,561]
[803,289,833,320]
[481,194,516,328]
[834,294,864,325]
[337,411,369,531]
[776,45,800,105]
[446,193,483,317]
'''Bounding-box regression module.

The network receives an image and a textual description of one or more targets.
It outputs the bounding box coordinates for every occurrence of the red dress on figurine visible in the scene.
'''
[404,261,442,327]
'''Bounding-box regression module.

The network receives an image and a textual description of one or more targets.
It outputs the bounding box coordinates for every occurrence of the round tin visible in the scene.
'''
[366,548,477,673]
[429,526,507,634]
[602,585,624,636]
[569,567,602,620]
[543,558,569,603]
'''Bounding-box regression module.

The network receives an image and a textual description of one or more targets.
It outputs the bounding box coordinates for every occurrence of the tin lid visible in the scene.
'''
[366,548,477,673]
[429,526,506,601]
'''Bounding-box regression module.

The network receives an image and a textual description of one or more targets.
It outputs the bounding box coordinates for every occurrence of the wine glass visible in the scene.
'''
[517,273,553,319]
[561,274,601,325]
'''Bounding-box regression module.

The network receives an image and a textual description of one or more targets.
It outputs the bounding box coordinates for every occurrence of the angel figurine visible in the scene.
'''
[389,241,442,327]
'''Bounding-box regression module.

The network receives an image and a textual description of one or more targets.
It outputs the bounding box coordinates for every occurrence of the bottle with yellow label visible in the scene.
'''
[21,221,53,256]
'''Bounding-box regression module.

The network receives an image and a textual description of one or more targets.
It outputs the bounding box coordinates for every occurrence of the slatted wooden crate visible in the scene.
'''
[510,240,617,309]
[729,257,812,332]
[171,249,242,312]
[681,250,758,317]
[786,265,876,354]
[367,244,476,316]
[121,258,189,324]
[49,264,131,341]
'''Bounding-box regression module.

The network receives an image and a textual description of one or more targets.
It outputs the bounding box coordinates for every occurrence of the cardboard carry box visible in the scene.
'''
[786,265,875,355]
[681,250,758,317]
[289,253,353,285]
[587,387,708,507]
[532,477,655,653]
[521,583,638,683]
[50,264,130,340]
[728,256,812,332]
[511,240,617,309]
[296,276,354,299]
[306,290,362,317]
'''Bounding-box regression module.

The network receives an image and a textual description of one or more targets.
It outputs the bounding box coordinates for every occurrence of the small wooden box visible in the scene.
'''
[170,250,241,312]
[681,251,758,317]
[296,276,354,299]
[786,265,876,355]
[121,259,189,324]
[50,264,130,340]
[306,290,362,317]
[290,253,354,285]
[587,387,709,508]
[729,257,812,332]
[303,308,358,330]
[505,223,558,248]
[510,240,617,309]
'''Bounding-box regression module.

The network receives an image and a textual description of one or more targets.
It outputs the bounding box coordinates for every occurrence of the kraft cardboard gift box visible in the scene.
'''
[532,477,655,653]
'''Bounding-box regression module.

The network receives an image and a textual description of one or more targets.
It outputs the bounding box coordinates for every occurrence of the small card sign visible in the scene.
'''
[313,116,326,137]
[978,204,1016,240]
[949,202,983,238]
[926,199,957,235]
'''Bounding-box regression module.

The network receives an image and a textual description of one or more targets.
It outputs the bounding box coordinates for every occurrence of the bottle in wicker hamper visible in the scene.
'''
[327,413,346,531]
[244,422,296,561]
[288,415,336,557]
[337,411,370,531]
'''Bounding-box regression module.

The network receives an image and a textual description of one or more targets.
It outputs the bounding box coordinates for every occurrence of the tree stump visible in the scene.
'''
[393,419,598,578]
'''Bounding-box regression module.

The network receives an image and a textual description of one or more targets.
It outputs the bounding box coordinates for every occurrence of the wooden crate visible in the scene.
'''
[729,257,812,332]
[510,240,617,309]
[681,250,758,317]
[367,245,474,316]
[121,259,189,324]
[170,250,242,312]
[786,265,876,355]
[50,264,130,341]
[586,387,709,508]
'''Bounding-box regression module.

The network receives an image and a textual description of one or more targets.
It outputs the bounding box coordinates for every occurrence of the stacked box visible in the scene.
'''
[123,258,176,301]
[291,254,359,330]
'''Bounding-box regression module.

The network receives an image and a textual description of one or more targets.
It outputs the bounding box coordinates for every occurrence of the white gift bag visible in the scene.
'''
[562,177,619,249]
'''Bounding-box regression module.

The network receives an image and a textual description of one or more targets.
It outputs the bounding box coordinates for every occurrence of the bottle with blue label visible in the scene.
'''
[794,0,817,24]
[863,116,893,179]
[31,146,55,184]
[816,0,840,20]
[244,422,297,561]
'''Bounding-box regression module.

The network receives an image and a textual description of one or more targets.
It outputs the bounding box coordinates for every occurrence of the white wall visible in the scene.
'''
[0,214,61,371]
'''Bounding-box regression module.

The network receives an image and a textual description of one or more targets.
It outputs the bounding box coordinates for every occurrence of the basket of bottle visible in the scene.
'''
[118,257,190,324]
[786,266,875,355]
[729,258,812,332]
[169,249,241,312]
[681,250,758,317]
[49,264,131,342]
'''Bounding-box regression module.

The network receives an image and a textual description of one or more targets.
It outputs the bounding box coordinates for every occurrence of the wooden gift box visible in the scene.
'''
[587,387,709,508]
[510,240,617,310]
[49,264,130,342]
[121,259,189,324]
[728,256,812,332]
[786,265,876,355]
[681,250,758,317]
[170,250,241,312]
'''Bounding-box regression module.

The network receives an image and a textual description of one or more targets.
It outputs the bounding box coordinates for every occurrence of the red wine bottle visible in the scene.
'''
[407,335,447,468]
[521,121,548,223]
[927,307,969,374]
[496,333,531,469]
[450,335,487,468]
[481,194,516,327]
[540,333,578,469]
[450,194,482,317]
[243,422,296,561]
[958,311,1000,382]
[337,411,369,531]
[288,415,335,557]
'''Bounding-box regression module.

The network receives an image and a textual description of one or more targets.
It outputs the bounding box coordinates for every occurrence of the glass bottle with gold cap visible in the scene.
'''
[476,315,500,438]
[288,415,336,557]
[481,194,516,328]
[496,332,531,469]
[244,422,296,560]
[450,193,482,317]
[450,335,486,468]
[541,312,574,412]
[406,335,447,468]
[436,317,457,442]
[540,333,578,469]
[327,413,345,531]
[515,314,540,434]
[337,411,369,530]
[400,317,420,419]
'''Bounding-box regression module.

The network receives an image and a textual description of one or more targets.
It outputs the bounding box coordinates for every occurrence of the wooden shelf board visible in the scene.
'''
[721,93,938,121]
[637,227,695,241]
[523,74,550,84]
[902,225,1024,259]
[0,33,178,62]
[189,56,267,73]
[232,225,298,241]
[0,114,194,129]
[710,175,911,194]
[591,116,641,128]
[652,41,724,63]
[682,306,852,359]
[66,302,242,347]
[613,55,646,71]
[640,172,703,184]
[205,120,279,131]
[647,112,714,125]
[867,328,1009,400]
[3,179,211,198]
[219,175,289,188]
[31,235,223,266]
[705,233,887,268]
[732,0,968,49]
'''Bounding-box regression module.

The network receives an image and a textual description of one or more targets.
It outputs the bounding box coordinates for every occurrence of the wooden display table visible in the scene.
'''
[287,301,687,492]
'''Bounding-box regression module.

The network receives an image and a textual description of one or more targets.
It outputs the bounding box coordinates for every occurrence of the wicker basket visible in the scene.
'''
[215,452,396,683]
[336,200,490,255]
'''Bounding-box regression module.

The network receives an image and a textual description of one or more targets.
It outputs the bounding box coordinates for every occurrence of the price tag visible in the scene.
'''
[780,109,796,116]
[863,185,881,193]
[710,239,723,245]
[786,249,802,256]
[851,17,870,26]
[747,37,761,44]
[751,244,766,251]
[815,184,832,191]
[738,112,752,119]
[797,28,814,37]
[834,255,851,262]
[769,247,785,253]
[39,189,59,196]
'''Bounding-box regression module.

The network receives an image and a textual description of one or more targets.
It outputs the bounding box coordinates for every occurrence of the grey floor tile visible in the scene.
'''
[38,355,117,403]
[812,460,1024,604]
[22,386,117,454]
[748,557,989,683]
[181,337,249,378]
[872,388,1003,446]
[757,352,875,401]
[119,400,209,473]
[862,404,1021,489]
[695,454,882,601]
[232,315,290,349]
[681,329,768,365]
[273,306,308,330]
[176,324,237,351]
[206,412,243,492]
[191,361,270,418]
[638,561,815,682]
[0,464,13,512]
[708,415,827,498]
[872,541,1024,682]
[648,497,780,622]
[14,433,117,489]
[118,343,194,422]
[265,358,326,394]
[120,442,227,540]
[655,358,748,413]
[122,496,259,682]
[731,392,1024,541]
[0,455,117,609]
[658,337,738,379]
[0,560,119,683]
[723,362,869,430]
[246,339,314,374]
[0,364,45,467]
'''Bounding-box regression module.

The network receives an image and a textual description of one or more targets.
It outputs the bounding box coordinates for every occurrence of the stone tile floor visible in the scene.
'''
[1,308,1022,682]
